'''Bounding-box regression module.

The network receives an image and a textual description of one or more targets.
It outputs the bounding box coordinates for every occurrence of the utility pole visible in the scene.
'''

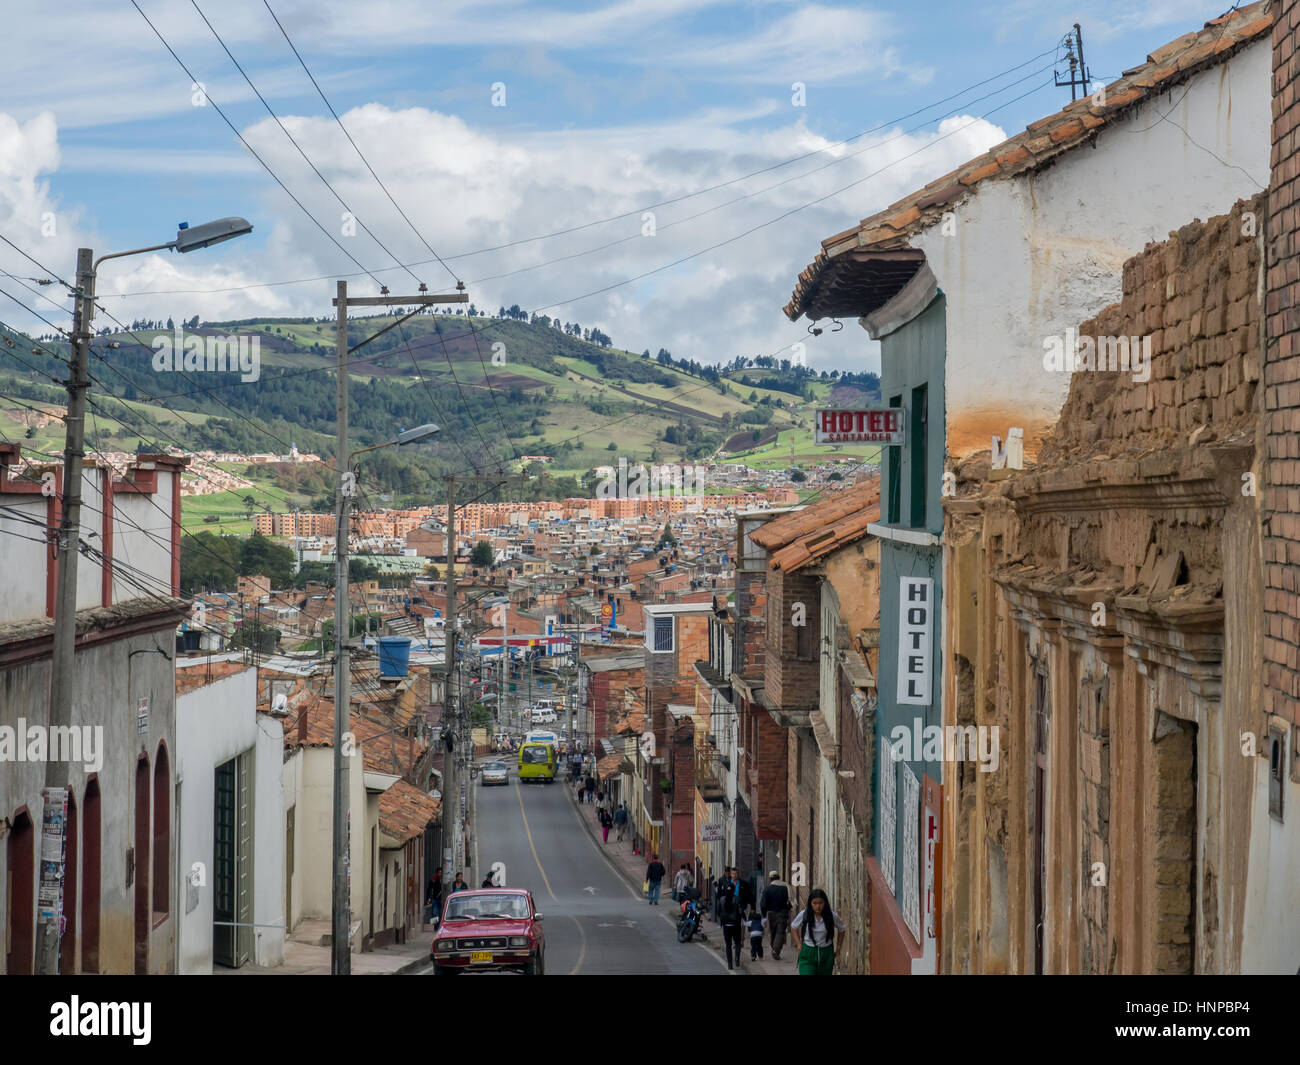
[332,279,351,976]
[33,220,251,975]
[332,282,465,975]
[34,248,94,975]
[1054,23,1091,101]
[443,474,457,886]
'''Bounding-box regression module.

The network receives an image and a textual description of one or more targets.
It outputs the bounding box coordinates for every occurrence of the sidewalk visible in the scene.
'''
[215,918,432,975]
[568,781,796,975]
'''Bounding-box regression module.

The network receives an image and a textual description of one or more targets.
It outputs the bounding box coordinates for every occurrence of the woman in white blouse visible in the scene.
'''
[789,889,846,975]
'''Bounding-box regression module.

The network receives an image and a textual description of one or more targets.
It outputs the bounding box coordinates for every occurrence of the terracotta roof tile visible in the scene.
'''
[748,477,881,571]
[378,779,441,842]
[783,1,1271,322]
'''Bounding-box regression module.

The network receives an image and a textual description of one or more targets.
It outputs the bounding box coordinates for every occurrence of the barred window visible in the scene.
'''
[653,615,674,653]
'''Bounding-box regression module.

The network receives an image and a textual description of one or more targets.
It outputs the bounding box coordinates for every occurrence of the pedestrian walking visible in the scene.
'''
[578,783,586,804]
[790,888,846,975]
[645,854,666,905]
[426,870,443,922]
[600,807,612,843]
[673,863,692,901]
[614,802,628,841]
[447,872,468,897]
[481,873,496,888]
[736,865,755,917]
[717,887,744,970]
[712,868,731,923]
[748,909,766,960]
[760,871,791,960]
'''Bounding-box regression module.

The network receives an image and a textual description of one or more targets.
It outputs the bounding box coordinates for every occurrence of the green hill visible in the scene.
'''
[0,313,880,510]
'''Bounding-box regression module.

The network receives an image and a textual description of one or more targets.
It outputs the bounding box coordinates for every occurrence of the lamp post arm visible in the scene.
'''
[92,242,176,272]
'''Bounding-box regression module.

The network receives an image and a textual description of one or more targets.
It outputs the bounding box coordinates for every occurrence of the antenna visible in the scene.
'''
[1054,23,1091,101]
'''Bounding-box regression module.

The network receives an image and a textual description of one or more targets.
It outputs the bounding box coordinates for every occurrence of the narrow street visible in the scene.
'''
[419,775,726,975]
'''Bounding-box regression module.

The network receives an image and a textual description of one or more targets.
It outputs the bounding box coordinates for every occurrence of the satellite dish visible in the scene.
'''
[271,692,289,715]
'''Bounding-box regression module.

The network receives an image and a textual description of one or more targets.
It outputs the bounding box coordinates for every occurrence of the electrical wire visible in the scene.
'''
[129,0,386,289]
[110,46,1060,299]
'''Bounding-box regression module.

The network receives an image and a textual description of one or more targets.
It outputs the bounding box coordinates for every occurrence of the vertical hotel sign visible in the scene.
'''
[897,577,932,705]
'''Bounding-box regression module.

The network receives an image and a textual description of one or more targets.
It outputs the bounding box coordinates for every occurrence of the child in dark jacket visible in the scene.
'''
[748,910,766,959]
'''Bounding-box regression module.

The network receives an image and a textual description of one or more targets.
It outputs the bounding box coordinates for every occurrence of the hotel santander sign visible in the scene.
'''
[815,408,906,445]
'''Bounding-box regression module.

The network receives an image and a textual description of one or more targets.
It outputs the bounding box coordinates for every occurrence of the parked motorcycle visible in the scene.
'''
[676,889,702,943]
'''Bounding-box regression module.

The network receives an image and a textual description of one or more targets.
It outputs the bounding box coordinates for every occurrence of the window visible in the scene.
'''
[1269,726,1286,822]
[652,615,674,653]
[910,384,928,529]
[887,395,902,524]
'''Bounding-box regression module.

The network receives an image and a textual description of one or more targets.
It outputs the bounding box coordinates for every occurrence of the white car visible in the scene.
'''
[480,761,509,786]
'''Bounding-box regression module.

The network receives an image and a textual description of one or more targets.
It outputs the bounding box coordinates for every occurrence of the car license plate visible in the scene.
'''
[470,951,493,964]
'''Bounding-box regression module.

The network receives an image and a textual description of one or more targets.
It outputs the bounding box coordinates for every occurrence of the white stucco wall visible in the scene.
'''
[175,666,285,973]
[910,39,1271,458]
[1240,768,1300,973]
[253,715,286,966]
[112,475,175,605]
[0,493,49,620]
[289,741,368,947]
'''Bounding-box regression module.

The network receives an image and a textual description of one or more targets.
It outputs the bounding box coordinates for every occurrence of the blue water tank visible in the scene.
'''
[378,636,412,677]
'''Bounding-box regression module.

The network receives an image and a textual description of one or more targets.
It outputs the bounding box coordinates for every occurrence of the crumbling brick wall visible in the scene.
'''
[959,194,1263,973]
[1041,195,1264,464]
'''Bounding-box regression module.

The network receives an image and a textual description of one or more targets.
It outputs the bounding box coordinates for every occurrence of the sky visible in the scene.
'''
[0,0,1230,375]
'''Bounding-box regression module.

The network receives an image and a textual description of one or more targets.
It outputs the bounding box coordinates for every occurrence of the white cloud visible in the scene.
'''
[66,101,998,373]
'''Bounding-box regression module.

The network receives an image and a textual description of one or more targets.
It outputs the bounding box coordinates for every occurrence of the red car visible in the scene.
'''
[430,888,546,975]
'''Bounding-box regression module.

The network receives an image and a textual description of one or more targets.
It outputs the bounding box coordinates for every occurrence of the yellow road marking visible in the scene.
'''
[513,779,585,973]
[513,778,555,900]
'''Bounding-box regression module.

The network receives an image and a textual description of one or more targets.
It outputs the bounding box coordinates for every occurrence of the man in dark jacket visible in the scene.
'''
[736,868,755,917]
[717,887,744,970]
[760,871,792,960]
[645,855,667,905]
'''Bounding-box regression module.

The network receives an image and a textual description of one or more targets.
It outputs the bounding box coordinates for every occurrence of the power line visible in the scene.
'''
[262,0,460,287]
[128,74,1050,421]
[190,0,423,289]
[129,0,385,289]
[108,46,1058,300]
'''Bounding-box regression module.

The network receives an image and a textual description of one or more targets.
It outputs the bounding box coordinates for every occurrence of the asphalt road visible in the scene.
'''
[420,772,727,975]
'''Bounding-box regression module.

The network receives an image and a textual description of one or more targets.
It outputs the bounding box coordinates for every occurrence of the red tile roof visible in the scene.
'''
[748,477,881,571]
[784,1,1272,322]
[378,778,441,842]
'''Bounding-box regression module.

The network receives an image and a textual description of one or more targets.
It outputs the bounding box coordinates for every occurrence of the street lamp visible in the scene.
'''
[37,217,253,975]
[332,422,439,974]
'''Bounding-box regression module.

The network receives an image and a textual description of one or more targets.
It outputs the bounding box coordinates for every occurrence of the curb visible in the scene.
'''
[567,784,646,899]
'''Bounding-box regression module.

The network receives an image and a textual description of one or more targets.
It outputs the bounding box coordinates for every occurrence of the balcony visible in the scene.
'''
[695,746,726,802]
